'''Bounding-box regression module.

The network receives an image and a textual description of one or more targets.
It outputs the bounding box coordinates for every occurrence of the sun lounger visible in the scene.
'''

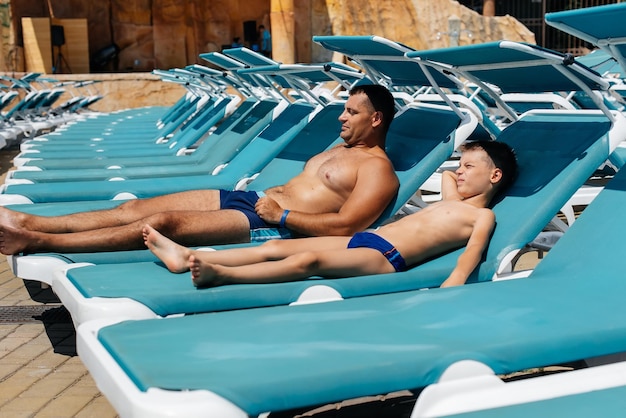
[411,360,626,417]
[545,2,626,172]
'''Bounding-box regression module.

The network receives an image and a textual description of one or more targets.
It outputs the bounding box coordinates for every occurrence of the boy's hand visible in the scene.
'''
[440,276,465,287]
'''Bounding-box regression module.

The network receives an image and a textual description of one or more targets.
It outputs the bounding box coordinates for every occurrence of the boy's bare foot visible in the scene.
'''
[0,224,35,255]
[142,224,191,273]
[189,254,225,288]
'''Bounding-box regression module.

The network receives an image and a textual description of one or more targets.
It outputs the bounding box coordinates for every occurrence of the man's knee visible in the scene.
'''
[142,212,176,233]
[116,199,145,214]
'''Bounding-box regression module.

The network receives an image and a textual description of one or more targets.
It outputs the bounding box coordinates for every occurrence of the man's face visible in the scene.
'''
[338,93,378,147]
[455,149,500,198]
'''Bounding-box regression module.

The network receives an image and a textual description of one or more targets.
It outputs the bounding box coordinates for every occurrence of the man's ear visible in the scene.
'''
[371,110,383,128]
[491,168,503,184]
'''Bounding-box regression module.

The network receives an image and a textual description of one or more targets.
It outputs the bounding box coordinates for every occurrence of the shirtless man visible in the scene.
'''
[144,140,517,288]
[0,84,399,255]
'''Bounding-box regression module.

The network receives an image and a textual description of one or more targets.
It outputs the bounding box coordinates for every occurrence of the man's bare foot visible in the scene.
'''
[189,255,226,288]
[142,224,191,273]
[0,206,26,230]
[0,224,35,255]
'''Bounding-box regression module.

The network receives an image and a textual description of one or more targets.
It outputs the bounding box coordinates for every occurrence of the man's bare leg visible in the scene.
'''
[0,208,252,255]
[0,189,222,233]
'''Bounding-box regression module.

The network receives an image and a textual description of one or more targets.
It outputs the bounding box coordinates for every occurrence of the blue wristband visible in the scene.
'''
[279,210,290,228]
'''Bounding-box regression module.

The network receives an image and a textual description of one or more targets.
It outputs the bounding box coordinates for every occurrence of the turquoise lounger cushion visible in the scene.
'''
[444,385,626,418]
[95,267,626,416]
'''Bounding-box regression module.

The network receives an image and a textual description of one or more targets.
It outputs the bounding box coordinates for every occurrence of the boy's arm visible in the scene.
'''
[441,170,462,201]
[440,209,495,287]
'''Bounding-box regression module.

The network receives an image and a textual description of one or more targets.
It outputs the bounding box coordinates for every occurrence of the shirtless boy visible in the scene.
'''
[144,140,517,288]
[0,84,399,255]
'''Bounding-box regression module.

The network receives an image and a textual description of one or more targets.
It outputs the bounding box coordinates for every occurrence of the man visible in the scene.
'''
[143,140,518,288]
[0,84,399,255]
[258,25,271,58]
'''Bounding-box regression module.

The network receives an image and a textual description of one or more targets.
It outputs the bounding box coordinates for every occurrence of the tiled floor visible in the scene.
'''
[0,262,119,417]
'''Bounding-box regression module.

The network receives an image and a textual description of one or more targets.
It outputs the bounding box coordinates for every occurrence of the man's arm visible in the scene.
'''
[440,209,495,287]
[260,157,399,236]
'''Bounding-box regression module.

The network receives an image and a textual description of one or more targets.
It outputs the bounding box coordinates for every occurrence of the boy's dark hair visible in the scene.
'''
[462,140,518,192]
[349,84,396,134]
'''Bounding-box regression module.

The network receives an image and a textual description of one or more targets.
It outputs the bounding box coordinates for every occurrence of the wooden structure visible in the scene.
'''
[22,17,89,74]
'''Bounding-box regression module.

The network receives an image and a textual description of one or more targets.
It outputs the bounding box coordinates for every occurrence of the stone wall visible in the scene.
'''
[325,0,535,51]
[2,0,533,74]
[7,0,273,72]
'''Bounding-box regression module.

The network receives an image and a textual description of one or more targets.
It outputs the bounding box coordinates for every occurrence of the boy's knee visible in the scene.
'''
[259,239,289,259]
[289,251,319,274]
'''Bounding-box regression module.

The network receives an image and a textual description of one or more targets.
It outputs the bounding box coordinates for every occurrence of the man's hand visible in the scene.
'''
[255,196,284,224]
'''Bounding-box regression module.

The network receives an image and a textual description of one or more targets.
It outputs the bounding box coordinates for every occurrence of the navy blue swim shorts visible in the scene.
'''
[219,190,292,241]
[347,231,407,272]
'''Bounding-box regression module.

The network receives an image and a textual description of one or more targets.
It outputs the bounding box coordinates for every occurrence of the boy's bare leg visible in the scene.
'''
[143,224,194,273]
[145,224,353,274]
[190,245,394,288]
[0,190,221,233]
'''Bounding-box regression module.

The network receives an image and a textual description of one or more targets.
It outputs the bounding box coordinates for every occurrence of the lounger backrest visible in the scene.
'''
[530,164,626,279]
[313,35,458,89]
[244,102,345,190]
[424,111,613,283]
[189,99,278,168]
[374,102,465,223]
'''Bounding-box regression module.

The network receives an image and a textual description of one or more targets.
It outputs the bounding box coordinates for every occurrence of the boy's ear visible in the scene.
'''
[491,167,503,184]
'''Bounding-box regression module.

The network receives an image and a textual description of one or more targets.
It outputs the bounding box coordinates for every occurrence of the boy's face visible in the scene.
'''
[455,149,502,198]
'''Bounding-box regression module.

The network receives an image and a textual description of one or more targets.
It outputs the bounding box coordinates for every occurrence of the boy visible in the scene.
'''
[144,140,517,288]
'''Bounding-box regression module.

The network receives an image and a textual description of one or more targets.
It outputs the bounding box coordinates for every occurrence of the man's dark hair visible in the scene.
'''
[349,84,396,134]
[462,140,518,192]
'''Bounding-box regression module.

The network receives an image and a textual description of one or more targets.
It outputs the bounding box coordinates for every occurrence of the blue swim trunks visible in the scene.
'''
[347,231,407,272]
[219,190,292,241]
